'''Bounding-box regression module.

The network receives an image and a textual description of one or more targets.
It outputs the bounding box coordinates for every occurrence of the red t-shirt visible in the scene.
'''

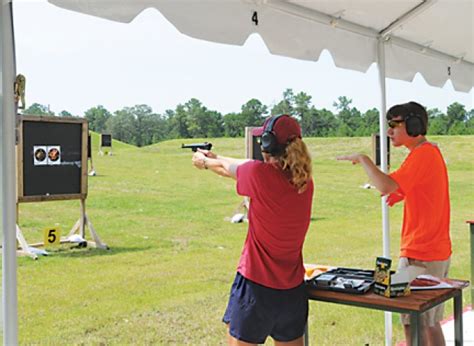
[389,142,451,261]
[236,160,314,289]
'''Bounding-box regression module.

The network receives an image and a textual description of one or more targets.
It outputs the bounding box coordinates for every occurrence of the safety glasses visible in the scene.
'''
[388,120,404,129]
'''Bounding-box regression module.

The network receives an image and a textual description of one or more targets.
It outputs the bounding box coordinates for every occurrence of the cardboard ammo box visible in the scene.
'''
[374,257,410,298]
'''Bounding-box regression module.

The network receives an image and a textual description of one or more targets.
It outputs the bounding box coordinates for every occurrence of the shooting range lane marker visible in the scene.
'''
[43,227,61,248]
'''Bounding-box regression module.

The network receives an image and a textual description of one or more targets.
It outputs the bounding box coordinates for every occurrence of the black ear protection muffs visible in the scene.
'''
[405,112,426,137]
[260,114,285,155]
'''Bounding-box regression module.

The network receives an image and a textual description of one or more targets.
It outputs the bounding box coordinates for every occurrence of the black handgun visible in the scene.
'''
[181,142,212,152]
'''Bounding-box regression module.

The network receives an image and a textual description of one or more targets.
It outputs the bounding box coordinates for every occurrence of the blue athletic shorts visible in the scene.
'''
[222,272,308,344]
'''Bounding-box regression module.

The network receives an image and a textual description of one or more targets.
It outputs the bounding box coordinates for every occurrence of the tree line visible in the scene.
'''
[22,89,474,147]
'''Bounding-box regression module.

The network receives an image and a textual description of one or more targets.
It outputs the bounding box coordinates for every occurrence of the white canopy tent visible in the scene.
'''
[2,0,473,344]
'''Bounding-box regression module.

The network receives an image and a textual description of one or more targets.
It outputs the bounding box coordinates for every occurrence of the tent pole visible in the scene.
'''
[377,40,390,254]
[0,1,18,345]
[377,36,392,346]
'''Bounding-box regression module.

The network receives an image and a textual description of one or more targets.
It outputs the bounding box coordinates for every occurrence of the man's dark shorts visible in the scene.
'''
[223,272,308,344]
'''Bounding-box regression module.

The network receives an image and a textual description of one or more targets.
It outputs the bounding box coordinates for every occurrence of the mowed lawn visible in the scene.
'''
[7,134,473,345]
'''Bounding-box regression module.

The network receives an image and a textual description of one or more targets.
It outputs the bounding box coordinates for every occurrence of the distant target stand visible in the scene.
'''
[228,127,264,223]
[372,133,391,169]
[99,133,113,156]
[13,115,108,259]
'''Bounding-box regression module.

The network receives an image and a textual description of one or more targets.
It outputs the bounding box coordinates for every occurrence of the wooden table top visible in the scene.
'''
[307,279,469,314]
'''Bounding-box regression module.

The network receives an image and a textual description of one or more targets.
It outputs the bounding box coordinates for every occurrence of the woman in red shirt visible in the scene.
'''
[192,114,313,346]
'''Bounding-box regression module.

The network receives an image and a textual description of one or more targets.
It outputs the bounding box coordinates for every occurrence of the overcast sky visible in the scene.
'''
[13,0,473,117]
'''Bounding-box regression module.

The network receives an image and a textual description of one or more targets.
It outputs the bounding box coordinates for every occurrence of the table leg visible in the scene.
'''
[304,322,309,346]
[454,291,463,346]
[470,222,474,305]
[410,312,421,346]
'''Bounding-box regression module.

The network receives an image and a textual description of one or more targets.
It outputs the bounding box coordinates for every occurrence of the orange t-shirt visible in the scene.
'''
[389,142,451,261]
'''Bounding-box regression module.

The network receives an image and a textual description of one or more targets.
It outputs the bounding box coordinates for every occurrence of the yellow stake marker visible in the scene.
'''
[44,227,61,247]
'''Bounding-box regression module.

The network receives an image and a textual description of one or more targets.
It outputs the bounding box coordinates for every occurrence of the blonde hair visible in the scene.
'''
[278,138,312,193]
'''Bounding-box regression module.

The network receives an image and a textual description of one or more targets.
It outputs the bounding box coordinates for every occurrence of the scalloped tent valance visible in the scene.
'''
[48,0,473,92]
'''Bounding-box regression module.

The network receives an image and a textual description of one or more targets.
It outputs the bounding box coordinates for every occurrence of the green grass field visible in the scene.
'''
[4,134,473,345]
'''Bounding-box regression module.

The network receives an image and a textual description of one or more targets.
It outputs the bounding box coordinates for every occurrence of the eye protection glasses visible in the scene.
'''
[388,120,404,129]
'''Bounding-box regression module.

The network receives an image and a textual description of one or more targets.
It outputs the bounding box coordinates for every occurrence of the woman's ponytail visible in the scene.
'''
[278,138,312,193]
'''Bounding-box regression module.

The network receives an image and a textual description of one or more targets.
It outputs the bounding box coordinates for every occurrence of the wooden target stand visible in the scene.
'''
[15,199,108,260]
[13,116,108,260]
[228,127,264,222]
[99,133,113,156]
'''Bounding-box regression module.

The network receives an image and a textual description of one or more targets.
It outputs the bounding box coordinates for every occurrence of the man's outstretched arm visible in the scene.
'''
[337,153,398,195]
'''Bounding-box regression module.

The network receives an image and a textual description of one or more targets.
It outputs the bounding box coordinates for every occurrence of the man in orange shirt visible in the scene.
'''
[338,101,451,346]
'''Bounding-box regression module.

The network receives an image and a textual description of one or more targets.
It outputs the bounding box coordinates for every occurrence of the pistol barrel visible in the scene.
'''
[181,142,213,152]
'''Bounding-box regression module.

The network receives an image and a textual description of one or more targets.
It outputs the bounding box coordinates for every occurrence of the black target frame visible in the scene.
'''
[17,115,88,202]
[101,133,112,147]
[372,133,391,168]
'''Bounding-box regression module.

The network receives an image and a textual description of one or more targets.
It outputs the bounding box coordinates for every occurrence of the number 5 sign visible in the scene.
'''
[43,227,61,247]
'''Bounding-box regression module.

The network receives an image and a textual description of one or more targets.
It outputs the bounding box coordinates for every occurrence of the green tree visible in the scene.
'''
[428,108,444,119]
[240,99,267,127]
[313,108,338,137]
[147,113,168,143]
[125,104,161,147]
[85,105,111,133]
[183,98,223,138]
[223,112,245,137]
[466,110,474,135]
[333,96,362,136]
[206,110,225,137]
[59,110,73,117]
[109,104,166,146]
[22,103,54,116]
[293,92,313,136]
[446,102,466,133]
[106,109,136,144]
[353,108,379,136]
[427,108,448,135]
[271,89,295,115]
[467,109,474,121]
[335,122,352,137]
[447,121,467,135]
[167,106,190,139]
[270,89,320,135]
